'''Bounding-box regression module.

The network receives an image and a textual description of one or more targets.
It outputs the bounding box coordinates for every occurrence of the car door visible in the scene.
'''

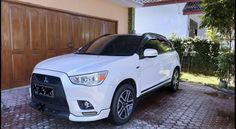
[139,39,166,93]
[158,38,176,80]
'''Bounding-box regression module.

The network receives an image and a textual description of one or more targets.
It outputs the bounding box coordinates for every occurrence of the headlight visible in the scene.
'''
[69,71,108,86]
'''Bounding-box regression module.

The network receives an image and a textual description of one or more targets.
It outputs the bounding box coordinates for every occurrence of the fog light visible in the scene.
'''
[82,111,97,116]
[77,100,94,110]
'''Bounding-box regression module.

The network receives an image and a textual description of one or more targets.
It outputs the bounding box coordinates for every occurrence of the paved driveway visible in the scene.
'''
[1,82,235,129]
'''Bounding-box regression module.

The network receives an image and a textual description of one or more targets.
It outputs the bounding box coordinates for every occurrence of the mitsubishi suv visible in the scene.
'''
[29,33,181,125]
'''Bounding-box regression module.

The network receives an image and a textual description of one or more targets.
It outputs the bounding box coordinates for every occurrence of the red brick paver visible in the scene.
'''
[1,82,235,129]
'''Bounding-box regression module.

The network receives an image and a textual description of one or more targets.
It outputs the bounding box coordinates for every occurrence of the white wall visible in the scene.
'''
[135,3,189,38]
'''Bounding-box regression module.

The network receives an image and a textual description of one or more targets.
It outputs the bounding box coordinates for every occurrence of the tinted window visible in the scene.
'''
[144,39,172,54]
[159,39,174,52]
[77,35,141,56]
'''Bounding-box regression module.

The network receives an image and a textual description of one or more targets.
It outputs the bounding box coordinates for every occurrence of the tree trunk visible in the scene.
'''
[227,70,231,88]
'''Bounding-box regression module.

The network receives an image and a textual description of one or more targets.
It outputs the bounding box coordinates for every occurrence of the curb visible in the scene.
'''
[204,84,235,96]
[180,80,235,96]
[1,85,30,93]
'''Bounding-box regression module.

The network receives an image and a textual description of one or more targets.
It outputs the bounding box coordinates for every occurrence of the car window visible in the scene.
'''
[144,39,172,54]
[159,39,174,52]
[77,35,142,56]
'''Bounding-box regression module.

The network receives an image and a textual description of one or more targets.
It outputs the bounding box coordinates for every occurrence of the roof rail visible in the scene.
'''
[100,33,111,37]
[142,32,167,39]
[91,34,111,41]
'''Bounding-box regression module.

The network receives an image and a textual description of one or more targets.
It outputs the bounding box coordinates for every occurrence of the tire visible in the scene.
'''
[169,68,180,91]
[109,83,136,125]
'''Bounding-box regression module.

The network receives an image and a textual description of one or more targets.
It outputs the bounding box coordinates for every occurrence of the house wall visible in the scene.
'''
[135,3,188,38]
[135,3,206,39]
[16,0,128,34]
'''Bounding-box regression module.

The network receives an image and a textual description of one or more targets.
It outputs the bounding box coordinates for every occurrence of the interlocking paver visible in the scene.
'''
[1,82,235,129]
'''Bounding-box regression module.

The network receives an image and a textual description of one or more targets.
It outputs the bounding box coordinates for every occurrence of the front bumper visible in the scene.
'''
[29,101,110,121]
[30,68,116,122]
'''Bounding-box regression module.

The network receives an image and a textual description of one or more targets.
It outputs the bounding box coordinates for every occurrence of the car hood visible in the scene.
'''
[35,53,126,75]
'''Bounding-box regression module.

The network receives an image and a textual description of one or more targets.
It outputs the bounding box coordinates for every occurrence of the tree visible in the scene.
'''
[200,0,235,88]
[200,0,235,49]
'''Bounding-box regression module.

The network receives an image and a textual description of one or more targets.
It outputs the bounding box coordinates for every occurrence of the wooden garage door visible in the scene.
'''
[1,1,117,89]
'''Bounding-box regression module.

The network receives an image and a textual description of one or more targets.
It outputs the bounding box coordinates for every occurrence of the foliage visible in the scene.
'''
[200,0,235,46]
[216,50,235,84]
[170,37,220,75]
[206,28,220,43]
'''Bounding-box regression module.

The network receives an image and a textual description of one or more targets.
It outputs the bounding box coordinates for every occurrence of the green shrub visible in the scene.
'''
[169,37,220,75]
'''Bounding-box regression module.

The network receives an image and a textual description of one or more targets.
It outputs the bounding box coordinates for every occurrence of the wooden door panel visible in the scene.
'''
[110,22,116,34]
[102,21,109,35]
[46,11,59,50]
[47,52,58,58]
[89,18,95,42]
[10,5,27,50]
[9,4,29,87]
[107,22,112,34]
[72,17,82,50]
[30,54,42,71]
[101,21,106,35]
[94,20,100,39]
[27,7,44,75]
[83,18,90,45]
[59,13,72,53]
[12,54,28,85]
[107,22,116,34]
[45,11,60,58]
[1,2,11,89]
[96,20,103,38]
[28,8,42,50]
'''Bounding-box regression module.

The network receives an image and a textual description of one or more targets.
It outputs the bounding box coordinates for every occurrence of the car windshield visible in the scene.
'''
[76,35,142,56]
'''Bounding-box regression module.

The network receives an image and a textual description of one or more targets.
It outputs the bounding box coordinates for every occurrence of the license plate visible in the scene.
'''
[33,84,54,98]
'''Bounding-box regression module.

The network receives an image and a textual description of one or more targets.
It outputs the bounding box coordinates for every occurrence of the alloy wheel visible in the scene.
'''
[173,70,179,90]
[116,89,134,119]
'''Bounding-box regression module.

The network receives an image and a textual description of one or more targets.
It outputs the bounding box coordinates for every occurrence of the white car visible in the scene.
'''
[30,33,181,125]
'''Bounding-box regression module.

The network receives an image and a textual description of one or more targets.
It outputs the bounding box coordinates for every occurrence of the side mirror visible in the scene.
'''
[144,49,158,58]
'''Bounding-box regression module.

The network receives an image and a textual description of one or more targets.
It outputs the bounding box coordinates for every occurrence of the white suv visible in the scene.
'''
[30,33,181,125]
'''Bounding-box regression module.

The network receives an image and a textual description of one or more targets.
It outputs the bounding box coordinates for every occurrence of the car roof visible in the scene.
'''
[101,33,168,40]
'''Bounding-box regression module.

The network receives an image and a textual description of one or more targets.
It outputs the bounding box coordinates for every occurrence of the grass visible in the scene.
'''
[180,72,235,90]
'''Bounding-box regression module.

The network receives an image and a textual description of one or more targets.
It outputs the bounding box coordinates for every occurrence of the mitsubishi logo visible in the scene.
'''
[44,76,49,83]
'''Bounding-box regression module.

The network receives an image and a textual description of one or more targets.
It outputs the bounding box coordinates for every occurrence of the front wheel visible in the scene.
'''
[169,69,180,91]
[109,84,136,125]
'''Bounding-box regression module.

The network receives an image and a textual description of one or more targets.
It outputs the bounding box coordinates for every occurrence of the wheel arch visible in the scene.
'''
[110,78,137,108]
[175,65,181,73]
[116,78,137,96]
